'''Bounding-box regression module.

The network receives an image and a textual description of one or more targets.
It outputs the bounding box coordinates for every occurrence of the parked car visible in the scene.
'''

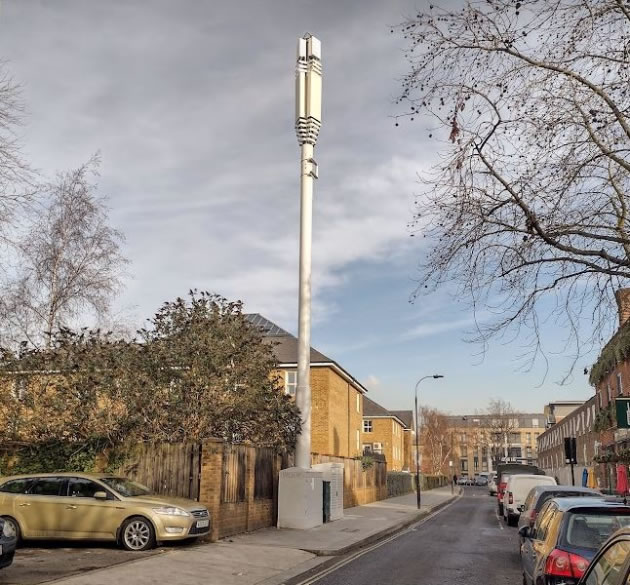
[576,526,630,585]
[497,463,545,517]
[498,474,512,516]
[489,474,498,496]
[503,474,557,526]
[519,498,630,585]
[475,476,489,487]
[457,476,469,485]
[518,485,602,534]
[0,516,16,570]
[0,473,211,551]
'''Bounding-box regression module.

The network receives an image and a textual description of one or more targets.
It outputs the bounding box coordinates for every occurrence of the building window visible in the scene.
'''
[598,392,603,409]
[474,457,479,470]
[373,442,383,454]
[617,373,623,396]
[363,420,373,433]
[356,430,360,451]
[460,433,467,442]
[607,383,613,404]
[362,444,372,454]
[532,418,539,427]
[460,445,468,457]
[482,460,488,471]
[461,459,468,472]
[285,371,297,395]
[357,393,361,412]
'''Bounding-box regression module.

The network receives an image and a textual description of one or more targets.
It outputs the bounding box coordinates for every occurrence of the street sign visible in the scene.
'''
[616,398,630,429]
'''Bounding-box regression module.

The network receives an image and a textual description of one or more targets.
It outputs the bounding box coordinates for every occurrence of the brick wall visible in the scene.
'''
[362,418,406,471]
[198,440,281,541]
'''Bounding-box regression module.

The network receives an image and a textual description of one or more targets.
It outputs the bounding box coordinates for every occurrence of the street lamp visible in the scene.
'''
[294,34,322,469]
[415,374,444,509]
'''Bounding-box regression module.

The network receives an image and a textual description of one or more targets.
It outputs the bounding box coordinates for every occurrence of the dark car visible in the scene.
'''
[0,516,16,570]
[520,498,630,585]
[577,526,630,585]
[518,485,602,533]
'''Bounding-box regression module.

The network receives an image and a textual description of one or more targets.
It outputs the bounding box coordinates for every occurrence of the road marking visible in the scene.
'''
[289,493,463,585]
[495,510,504,530]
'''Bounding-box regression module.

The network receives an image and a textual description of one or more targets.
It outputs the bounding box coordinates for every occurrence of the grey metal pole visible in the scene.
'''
[294,34,321,470]
[295,140,314,469]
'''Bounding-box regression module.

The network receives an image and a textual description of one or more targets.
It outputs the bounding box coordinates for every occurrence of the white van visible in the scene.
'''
[503,474,556,526]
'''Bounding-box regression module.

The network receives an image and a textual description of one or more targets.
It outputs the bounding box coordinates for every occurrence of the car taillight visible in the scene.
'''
[508,492,513,504]
[545,549,589,579]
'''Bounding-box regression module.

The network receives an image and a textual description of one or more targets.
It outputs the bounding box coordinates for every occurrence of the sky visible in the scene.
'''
[0,0,602,414]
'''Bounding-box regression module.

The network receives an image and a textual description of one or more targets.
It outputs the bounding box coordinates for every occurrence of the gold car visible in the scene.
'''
[0,473,210,551]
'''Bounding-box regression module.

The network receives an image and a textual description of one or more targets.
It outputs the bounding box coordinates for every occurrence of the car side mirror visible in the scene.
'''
[518,526,530,538]
[94,491,108,500]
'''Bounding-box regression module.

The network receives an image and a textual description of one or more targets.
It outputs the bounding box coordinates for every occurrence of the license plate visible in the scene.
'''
[196,519,209,528]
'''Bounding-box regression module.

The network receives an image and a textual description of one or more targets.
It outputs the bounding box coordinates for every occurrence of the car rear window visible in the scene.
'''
[536,491,597,511]
[563,511,630,551]
[29,478,66,496]
[0,479,32,494]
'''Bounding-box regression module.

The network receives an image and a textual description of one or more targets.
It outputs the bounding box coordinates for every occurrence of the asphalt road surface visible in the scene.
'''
[313,486,522,585]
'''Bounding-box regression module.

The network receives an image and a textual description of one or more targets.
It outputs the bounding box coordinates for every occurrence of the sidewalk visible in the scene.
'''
[50,486,460,585]
[229,484,459,555]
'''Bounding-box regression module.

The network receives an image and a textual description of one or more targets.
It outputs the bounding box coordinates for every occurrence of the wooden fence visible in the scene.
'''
[114,442,202,501]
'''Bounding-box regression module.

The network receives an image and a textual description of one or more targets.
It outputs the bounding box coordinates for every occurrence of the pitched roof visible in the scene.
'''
[246,313,367,394]
[390,410,414,430]
[246,314,291,337]
[363,397,408,427]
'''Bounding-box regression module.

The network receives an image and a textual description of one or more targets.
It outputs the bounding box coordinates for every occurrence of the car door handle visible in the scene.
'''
[18,503,30,507]
[66,505,78,510]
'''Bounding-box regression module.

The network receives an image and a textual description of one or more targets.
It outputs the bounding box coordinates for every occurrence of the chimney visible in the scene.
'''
[615,288,630,327]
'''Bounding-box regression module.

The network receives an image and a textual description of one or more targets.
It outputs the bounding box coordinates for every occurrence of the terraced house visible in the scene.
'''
[247,314,367,459]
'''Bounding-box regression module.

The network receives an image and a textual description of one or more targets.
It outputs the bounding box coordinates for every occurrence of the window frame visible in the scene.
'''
[363,419,373,433]
[66,477,115,500]
[285,371,297,396]
[0,478,33,494]
[27,477,68,497]
[617,373,624,397]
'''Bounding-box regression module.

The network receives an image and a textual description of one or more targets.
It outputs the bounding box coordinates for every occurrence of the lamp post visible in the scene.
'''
[415,374,444,509]
[294,34,322,469]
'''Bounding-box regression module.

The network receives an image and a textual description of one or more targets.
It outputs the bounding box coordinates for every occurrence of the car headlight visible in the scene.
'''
[152,506,190,517]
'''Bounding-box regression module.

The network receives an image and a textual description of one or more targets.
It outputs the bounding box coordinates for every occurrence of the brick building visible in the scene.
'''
[585,289,630,490]
[536,397,599,486]
[390,410,415,472]
[446,413,546,477]
[361,397,412,471]
[247,314,367,459]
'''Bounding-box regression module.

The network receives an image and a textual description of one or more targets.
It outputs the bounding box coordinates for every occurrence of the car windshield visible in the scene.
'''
[563,511,630,551]
[100,477,152,497]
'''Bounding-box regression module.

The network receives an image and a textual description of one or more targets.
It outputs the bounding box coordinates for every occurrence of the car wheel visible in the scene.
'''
[121,517,155,552]
[507,514,517,527]
[2,517,21,544]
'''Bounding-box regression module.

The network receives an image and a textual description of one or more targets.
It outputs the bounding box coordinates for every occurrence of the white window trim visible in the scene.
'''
[285,370,297,396]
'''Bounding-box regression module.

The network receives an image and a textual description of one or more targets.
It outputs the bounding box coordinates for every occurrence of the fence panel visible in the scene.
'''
[254,447,274,499]
[222,444,247,503]
[119,443,202,501]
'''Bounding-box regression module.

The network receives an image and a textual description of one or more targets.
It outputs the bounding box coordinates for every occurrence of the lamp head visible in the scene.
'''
[433,374,444,379]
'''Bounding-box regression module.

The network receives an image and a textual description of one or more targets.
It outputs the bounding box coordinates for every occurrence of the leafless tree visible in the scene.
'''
[487,399,520,465]
[420,406,456,474]
[3,158,127,347]
[398,0,630,379]
[0,63,34,237]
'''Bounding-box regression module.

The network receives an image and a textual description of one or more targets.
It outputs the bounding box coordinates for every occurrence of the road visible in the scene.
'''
[312,486,522,585]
